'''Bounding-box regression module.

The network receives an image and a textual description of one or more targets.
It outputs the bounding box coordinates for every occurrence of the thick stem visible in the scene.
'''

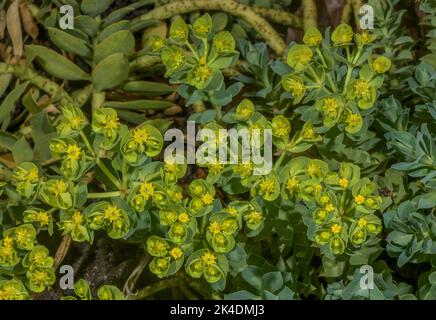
[251,6,302,28]
[87,191,122,199]
[351,0,363,30]
[131,0,287,56]
[302,0,318,30]
[129,55,161,72]
[129,277,182,300]
[0,63,74,105]
[53,235,72,270]
[73,85,93,107]
[341,0,353,24]
[92,89,105,110]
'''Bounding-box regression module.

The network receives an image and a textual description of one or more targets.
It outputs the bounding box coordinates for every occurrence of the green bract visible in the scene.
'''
[0,0,434,302]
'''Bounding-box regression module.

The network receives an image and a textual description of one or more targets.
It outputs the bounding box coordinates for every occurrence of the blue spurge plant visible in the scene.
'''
[0,0,435,301]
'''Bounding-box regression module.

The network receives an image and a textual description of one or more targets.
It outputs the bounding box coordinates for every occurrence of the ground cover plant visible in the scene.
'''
[0,0,435,300]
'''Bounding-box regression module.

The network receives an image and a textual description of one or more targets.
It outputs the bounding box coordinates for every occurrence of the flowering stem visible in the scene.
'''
[186,42,200,60]
[121,159,128,190]
[87,191,122,199]
[80,131,123,190]
[145,171,161,182]
[342,47,362,94]
[95,159,123,190]
[273,151,287,171]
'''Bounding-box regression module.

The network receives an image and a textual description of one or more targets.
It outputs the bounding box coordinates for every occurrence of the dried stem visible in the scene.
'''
[53,235,72,270]
[341,0,353,24]
[123,255,151,296]
[302,0,318,30]
[131,0,288,56]
[0,62,74,105]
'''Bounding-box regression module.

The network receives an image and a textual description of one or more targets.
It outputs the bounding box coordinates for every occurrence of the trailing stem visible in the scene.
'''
[302,0,318,30]
[131,0,288,56]
[0,62,74,105]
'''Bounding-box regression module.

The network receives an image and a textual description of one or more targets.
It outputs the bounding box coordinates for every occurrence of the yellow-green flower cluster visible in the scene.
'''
[92,108,121,149]
[0,225,55,295]
[88,202,130,239]
[158,13,238,90]
[146,236,184,278]
[12,162,40,199]
[185,249,228,283]
[281,24,391,135]
[280,157,383,255]
[121,124,163,165]
[58,210,93,243]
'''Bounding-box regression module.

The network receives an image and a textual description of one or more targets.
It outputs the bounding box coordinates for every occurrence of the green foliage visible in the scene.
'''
[0,0,434,301]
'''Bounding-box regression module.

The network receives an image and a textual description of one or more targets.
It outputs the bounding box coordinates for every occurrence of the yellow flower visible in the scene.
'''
[320,195,330,205]
[178,212,190,224]
[103,114,119,130]
[208,163,224,175]
[331,224,342,234]
[151,37,165,51]
[331,23,353,45]
[282,76,305,97]
[36,212,50,227]
[366,197,375,207]
[353,79,371,100]
[286,177,300,192]
[345,113,362,128]
[355,194,365,205]
[357,218,367,228]
[303,27,323,46]
[66,144,81,161]
[339,177,349,188]
[258,179,276,195]
[156,257,169,270]
[357,31,375,45]
[246,211,263,225]
[70,116,84,129]
[169,247,183,260]
[227,206,238,216]
[208,221,221,234]
[307,162,320,177]
[287,44,313,69]
[72,211,84,225]
[0,282,24,300]
[103,206,122,223]
[26,168,39,183]
[189,65,213,86]
[235,162,254,178]
[372,56,391,74]
[49,180,67,197]
[132,127,149,145]
[32,270,51,285]
[325,203,335,213]
[201,251,217,266]
[301,123,318,140]
[201,193,214,205]
[272,115,291,138]
[139,182,155,200]
[3,236,13,248]
[323,97,339,116]
[15,229,31,246]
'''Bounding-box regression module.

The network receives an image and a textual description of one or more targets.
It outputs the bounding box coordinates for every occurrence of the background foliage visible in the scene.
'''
[0,0,435,300]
